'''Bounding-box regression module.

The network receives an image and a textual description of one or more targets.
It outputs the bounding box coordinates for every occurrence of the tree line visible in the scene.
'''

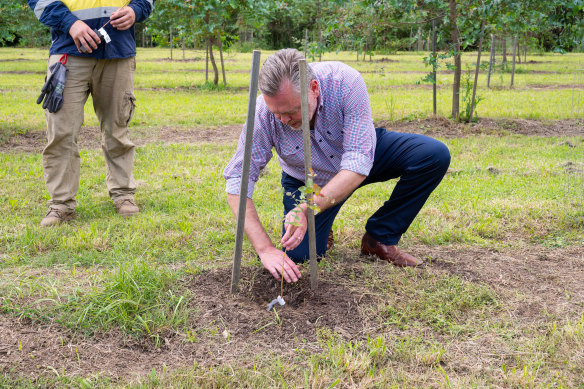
[2,0,582,120]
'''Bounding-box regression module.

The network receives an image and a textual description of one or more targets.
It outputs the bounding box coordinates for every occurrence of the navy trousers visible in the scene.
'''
[282,128,451,263]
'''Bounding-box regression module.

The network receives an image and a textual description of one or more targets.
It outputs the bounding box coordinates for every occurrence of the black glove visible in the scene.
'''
[37,61,68,113]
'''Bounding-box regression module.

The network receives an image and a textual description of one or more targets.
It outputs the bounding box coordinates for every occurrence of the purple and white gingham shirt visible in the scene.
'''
[223,61,376,199]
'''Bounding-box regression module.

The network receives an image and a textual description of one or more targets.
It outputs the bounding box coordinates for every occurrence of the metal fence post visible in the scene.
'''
[231,50,261,294]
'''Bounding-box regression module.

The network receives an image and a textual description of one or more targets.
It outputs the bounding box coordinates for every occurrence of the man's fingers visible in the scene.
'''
[86,29,100,48]
[279,265,292,283]
[268,267,281,282]
[285,258,302,279]
[281,223,295,243]
[282,262,298,283]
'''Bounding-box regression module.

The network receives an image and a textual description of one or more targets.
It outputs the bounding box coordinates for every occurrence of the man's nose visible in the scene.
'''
[280,114,291,124]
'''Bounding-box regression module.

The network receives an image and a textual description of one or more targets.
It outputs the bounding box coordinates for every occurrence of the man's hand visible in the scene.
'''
[281,204,308,251]
[110,7,136,31]
[69,20,101,53]
[259,247,302,283]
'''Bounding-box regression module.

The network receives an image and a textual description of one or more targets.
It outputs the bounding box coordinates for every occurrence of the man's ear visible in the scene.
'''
[309,79,319,95]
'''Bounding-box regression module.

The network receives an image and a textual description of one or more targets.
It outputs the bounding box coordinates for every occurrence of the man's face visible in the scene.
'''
[263,79,319,130]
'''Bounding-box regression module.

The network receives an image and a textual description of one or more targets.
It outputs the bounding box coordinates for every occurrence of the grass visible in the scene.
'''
[0,47,583,387]
[1,49,583,140]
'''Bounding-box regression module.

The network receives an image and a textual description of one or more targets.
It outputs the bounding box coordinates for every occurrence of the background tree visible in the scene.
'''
[0,0,50,46]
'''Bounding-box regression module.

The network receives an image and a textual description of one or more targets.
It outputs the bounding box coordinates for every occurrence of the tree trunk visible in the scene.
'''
[318,27,323,62]
[208,37,219,85]
[469,20,485,122]
[304,28,308,58]
[182,35,185,60]
[417,26,423,51]
[487,34,495,88]
[205,41,209,83]
[448,0,461,121]
[170,26,173,60]
[516,41,521,64]
[510,36,517,88]
[409,27,414,51]
[502,38,507,69]
[251,30,254,48]
[217,32,226,86]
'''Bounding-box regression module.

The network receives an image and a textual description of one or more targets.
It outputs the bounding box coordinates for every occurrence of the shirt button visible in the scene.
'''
[330,155,334,158]
[295,146,299,150]
[326,131,331,134]
[319,139,322,142]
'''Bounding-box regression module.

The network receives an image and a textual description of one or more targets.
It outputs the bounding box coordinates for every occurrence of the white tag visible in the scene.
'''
[99,28,111,43]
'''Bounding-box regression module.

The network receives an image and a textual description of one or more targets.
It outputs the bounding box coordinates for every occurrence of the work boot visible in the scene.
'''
[360,232,422,267]
[114,198,139,218]
[40,207,75,227]
[327,230,334,251]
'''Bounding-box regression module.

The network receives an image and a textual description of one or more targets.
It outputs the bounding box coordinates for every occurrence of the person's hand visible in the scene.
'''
[281,205,307,251]
[69,20,101,53]
[110,6,136,31]
[259,247,302,283]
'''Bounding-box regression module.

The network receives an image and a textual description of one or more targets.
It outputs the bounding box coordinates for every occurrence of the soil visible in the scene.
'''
[0,245,582,381]
[2,118,583,154]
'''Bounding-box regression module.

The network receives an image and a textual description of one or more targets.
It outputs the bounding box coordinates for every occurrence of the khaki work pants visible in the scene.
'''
[43,55,137,212]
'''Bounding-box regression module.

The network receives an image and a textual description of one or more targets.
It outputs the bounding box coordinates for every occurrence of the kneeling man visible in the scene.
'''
[223,49,450,283]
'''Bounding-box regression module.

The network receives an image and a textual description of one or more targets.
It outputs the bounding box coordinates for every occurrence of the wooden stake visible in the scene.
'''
[299,60,318,291]
[231,50,261,294]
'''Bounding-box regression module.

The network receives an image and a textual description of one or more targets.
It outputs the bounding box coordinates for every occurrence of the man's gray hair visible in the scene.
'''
[258,48,316,97]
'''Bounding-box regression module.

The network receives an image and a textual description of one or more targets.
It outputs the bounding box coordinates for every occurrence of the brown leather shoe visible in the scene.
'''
[40,207,75,227]
[327,230,334,251]
[360,232,422,267]
[114,198,139,218]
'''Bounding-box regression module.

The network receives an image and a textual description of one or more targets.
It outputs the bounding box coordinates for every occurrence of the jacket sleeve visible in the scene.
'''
[28,0,78,34]
[129,0,155,23]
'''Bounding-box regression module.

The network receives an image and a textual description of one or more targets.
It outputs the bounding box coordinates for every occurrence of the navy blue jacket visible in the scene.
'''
[28,0,154,59]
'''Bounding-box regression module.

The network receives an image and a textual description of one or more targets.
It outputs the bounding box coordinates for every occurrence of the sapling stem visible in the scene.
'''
[280,249,286,297]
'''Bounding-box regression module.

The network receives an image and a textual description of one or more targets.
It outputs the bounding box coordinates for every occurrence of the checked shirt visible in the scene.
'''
[223,61,376,199]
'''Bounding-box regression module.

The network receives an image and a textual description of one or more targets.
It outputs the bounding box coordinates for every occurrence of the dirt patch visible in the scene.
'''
[3,119,583,154]
[0,71,43,74]
[372,58,397,63]
[135,85,249,92]
[526,84,583,90]
[148,58,237,64]
[376,117,584,138]
[0,59,29,63]
[0,125,243,154]
[1,245,582,381]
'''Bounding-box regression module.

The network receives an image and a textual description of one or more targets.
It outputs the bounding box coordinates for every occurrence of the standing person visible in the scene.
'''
[28,0,155,226]
[223,49,450,283]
